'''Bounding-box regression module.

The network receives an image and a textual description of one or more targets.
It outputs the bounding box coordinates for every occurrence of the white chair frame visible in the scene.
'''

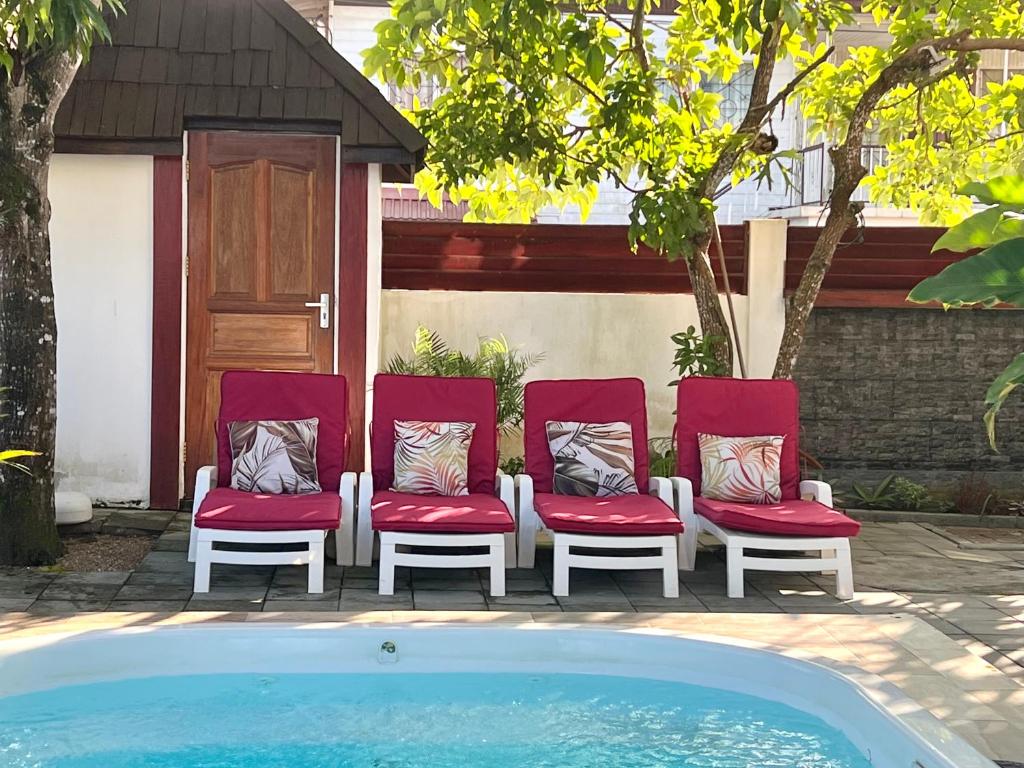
[188,466,357,594]
[355,473,517,597]
[671,477,854,599]
[516,475,683,598]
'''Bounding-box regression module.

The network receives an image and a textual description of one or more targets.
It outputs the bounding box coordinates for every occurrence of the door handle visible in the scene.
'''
[304,293,330,329]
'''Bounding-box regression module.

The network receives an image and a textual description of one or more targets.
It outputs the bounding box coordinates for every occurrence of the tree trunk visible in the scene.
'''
[0,52,79,565]
[773,148,862,379]
[686,237,734,375]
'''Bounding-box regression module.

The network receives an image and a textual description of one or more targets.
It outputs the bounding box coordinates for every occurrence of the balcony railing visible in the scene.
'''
[778,144,889,208]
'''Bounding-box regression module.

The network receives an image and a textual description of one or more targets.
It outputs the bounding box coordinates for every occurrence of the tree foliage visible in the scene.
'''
[0,0,120,80]
[367,0,1024,377]
[909,175,1024,448]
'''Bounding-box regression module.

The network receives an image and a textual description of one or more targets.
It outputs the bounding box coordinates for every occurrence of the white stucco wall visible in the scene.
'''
[380,291,749,442]
[49,154,154,506]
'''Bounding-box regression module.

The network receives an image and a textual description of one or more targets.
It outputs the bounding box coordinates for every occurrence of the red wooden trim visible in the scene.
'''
[339,163,369,470]
[809,289,1023,310]
[149,156,183,509]
[381,221,748,294]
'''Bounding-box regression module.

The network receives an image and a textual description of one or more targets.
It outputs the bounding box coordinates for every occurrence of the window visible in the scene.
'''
[700,63,755,125]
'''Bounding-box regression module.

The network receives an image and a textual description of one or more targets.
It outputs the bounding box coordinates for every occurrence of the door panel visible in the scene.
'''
[185,132,335,492]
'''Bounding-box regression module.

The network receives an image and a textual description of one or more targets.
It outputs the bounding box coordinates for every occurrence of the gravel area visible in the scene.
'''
[56,534,156,572]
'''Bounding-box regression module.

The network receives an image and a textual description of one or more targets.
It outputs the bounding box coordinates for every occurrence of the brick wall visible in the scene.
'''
[794,308,1024,492]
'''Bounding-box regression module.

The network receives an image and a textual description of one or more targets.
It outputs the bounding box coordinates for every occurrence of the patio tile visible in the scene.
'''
[126,571,194,586]
[184,600,265,612]
[414,589,488,609]
[265,586,341,602]
[0,580,54,600]
[152,531,190,552]
[263,600,341,612]
[108,600,189,611]
[28,599,111,614]
[339,588,413,610]
[486,592,559,607]
[0,598,35,612]
[114,583,194,601]
[135,551,196,573]
[38,582,123,601]
[188,586,268,603]
[102,510,175,534]
[52,571,132,586]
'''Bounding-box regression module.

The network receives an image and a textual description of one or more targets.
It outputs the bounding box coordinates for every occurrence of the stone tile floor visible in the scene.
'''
[2,510,1023,686]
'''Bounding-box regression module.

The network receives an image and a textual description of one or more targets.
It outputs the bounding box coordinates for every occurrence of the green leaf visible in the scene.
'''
[933,206,1024,253]
[908,238,1024,307]
[959,176,1024,206]
[983,353,1024,449]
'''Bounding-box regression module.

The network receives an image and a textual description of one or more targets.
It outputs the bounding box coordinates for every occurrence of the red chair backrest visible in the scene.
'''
[370,374,498,495]
[216,371,348,492]
[675,377,801,500]
[524,378,650,494]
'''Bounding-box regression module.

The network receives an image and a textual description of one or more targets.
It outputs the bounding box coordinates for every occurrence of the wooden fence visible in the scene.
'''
[382,220,963,306]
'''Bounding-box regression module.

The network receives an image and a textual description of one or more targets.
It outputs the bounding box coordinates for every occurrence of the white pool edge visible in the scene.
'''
[0,620,998,768]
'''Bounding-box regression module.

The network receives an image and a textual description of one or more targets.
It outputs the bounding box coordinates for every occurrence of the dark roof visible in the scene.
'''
[55,0,426,167]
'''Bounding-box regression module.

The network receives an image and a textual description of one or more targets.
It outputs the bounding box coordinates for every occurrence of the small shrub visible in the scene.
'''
[850,474,897,509]
[890,477,930,511]
[953,473,997,516]
[648,436,676,478]
[499,455,524,476]
[669,326,728,383]
[386,326,543,436]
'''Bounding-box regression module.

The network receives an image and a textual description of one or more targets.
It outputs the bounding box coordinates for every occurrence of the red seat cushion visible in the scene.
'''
[534,493,683,535]
[694,497,861,537]
[195,488,341,531]
[371,491,514,533]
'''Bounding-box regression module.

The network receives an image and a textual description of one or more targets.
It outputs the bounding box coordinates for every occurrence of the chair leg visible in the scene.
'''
[678,525,697,571]
[187,523,198,563]
[552,540,570,597]
[379,539,396,596]
[835,543,854,600]
[490,540,506,598]
[307,537,325,594]
[503,531,516,568]
[726,544,745,598]
[662,539,680,598]
[518,520,536,569]
[193,540,212,593]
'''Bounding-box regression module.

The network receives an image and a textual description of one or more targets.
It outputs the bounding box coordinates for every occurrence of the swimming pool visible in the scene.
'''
[0,624,995,768]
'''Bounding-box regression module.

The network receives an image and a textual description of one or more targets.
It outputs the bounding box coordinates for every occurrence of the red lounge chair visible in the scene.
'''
[355,374,516,596]
[517,378,684,598]
[673,377,859,599]
[187,371,356,594]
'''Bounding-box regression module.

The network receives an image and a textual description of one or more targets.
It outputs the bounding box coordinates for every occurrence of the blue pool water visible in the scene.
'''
[0,672,872,767]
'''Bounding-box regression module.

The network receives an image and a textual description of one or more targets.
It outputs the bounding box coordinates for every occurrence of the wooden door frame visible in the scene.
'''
[148,130,371,509]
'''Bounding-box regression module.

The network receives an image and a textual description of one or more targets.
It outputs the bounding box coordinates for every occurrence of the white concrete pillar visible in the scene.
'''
[365,163,383,466]
[744,219,788,378]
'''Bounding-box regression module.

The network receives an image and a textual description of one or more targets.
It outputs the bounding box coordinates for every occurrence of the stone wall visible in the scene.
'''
[794,308,1024,493]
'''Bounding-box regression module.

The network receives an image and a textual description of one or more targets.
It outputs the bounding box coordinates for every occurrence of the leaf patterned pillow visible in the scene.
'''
[392,420,476,496]
[228,418,321,495]
[698,433,785,504]
[546,421,640,497]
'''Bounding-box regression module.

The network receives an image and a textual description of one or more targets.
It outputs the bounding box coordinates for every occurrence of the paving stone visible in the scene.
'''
[188,586,268,604]
[184,600,263,612]
[39,582,123,601]
[152,531,190,552]
[263,600,341,612]
[109,600,188,612]
[0,598,35,611]
[102,510,176,534]
[135,551,195,573]
[0,579,53,600]
[51,571,131,586]
[115,583,194,601]
[265,586,341,602]
[126,571,195,587]
[486,592,559,607]
[28,599,111,614]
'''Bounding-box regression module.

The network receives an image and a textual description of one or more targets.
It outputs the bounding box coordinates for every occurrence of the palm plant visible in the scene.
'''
[385,326,543,435]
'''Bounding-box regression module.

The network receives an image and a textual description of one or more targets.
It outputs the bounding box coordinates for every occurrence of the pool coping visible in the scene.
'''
[1,610,1021,763]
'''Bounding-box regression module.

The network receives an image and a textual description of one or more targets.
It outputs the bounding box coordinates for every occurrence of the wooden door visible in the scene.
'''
[185,132,335,491]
